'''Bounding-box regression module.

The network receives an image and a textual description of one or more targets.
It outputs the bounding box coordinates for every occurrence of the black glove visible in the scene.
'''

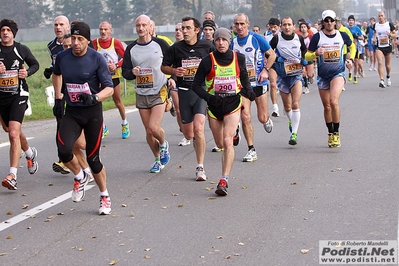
[78,93,99,105]
[247,89,256,101]
[208,95,222,106]
[53,99,63,118]
[43,67,52,79]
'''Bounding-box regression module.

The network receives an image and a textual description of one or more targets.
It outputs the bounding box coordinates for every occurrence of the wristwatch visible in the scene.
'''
[264,67,270,71]
[95,94,99,102]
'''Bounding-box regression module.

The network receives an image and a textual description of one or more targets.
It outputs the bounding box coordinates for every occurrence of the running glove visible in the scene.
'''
[53,99,63,118]
[208,95,222,106]
[43,67,52,79]
[79,93,99,105]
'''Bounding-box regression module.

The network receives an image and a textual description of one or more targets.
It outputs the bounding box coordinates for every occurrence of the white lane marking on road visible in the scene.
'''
[0,185,95,232]
[0,137,34,148]
[126,108,138,114]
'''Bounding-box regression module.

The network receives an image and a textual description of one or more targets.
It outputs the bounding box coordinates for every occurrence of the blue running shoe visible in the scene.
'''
[122,123,130,139]
[102,125,109,139]
[288,121,292,133]
[160,141,170,165]
[150,161,164,173]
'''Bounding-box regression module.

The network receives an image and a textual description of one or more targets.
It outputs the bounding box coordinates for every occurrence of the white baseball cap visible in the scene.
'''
[322,10,336,20]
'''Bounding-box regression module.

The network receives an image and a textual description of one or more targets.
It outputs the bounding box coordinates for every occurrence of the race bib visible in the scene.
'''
[0,70,18,92]
[246,60,256,83]
[378,36,389,47]
[182,59,201,81]
[323,47,341,63]
[66,82,91,102]
[284,59,302,76]
[214,76,236,96]
[136,68,154,89]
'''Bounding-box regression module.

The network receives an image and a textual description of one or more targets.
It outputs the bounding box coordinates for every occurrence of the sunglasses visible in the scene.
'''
[324,18,335,23]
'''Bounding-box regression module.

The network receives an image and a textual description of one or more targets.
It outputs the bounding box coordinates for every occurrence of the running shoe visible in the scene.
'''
[369,66,373,71]
[99,195,112,215]
[348,73,352,81]
[150,161,164,173]
[271,104,280,117]
[302,87,310,94]
[122,123,130,139]
[160,141,170,165]
[170,104,177,117]
[332,132,341,148]
[85,170,95,183]
[373,67,377,71]
[242,148,257,162]
[379,80,386,88]
[308,76,314,84]
[263,117,273,133]
[288,120,292,133]
[387,78,391,87]
[211,146,224,152]
[366,58,369,63]
[195,166,207,181]
[233,124,240,146]
[2,173,17,190]
[26,147,38,175]
[360,70,365,77]
[178,137,191,146]
[52,161,70,174]
[102,125,109,139]
[288,133,298,145]
[215,179,228,196]
[71,171,89,202]
[328,133,334,148]
[353,77,358,84]
[342,87,346,91]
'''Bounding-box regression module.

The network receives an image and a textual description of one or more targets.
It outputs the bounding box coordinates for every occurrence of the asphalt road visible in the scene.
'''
[0,58,399,266]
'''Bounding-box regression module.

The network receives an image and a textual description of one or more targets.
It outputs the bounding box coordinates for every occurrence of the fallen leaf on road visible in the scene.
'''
[205,187,212,191]
[291,182,297,185]
[177,204,184,207]
[7,211,12,215]
[121,204,127,207]
[242,186,247,189]
[301,249,309,254]
[6,236,12,239]
[207,197,217,200]
[109,260,118,265]
[144,248,151,251]
[144,255,150,259]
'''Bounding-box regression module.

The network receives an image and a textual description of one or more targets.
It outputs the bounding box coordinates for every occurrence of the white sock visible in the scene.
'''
[24,147,33,158]
[75,169,84,180]
[291,109,301,134]
[122,120,128,125]
[9,167,17,177]
[100,189,109,197]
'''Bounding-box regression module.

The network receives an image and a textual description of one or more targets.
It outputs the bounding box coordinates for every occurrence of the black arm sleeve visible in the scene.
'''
[122,42,137,80]
[237,53,253,96]
[191,55,211,101]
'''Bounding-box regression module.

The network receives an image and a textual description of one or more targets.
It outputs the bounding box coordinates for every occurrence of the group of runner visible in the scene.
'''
[0,9,397,214]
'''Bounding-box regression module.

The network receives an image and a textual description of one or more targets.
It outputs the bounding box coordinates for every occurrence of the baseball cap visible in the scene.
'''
[322,10,336,20]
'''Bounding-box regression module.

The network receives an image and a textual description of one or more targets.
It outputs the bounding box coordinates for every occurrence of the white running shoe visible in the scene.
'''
[99,195,111,215]
[242,148,257,162]
[195,167,207,181]
[271,104,279,117]
[178,137,191,146]
[387,78,391,87]
[302,87,310,94]
[85,170,95,183]
[369,66,373,71]
[379,80,386,88]
[263,117,273,133]
[71,171,89,202]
